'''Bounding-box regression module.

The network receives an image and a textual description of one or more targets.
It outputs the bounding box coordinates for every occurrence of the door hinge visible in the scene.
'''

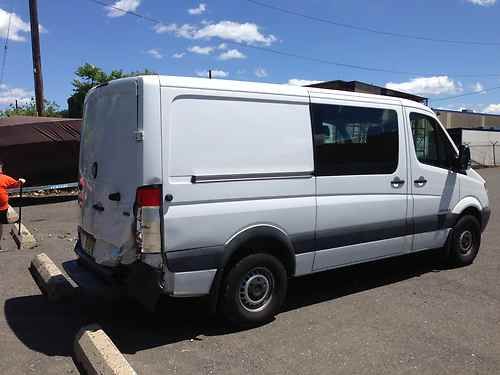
[134,130,144,142]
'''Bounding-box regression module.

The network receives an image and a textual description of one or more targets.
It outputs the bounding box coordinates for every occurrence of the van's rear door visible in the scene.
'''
[79,78,140,266]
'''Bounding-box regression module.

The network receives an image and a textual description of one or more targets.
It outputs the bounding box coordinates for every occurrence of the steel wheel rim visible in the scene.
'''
[459,230,474,254]
[239,267,274,313]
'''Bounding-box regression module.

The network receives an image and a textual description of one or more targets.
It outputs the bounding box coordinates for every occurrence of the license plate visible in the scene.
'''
[80,229,96,256]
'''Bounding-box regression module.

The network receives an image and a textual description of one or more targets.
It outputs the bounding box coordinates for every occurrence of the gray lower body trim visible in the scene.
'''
[164,269,217,297]
[294,252,315,276]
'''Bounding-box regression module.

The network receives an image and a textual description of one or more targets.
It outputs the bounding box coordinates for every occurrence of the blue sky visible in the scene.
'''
[1,0,500,113]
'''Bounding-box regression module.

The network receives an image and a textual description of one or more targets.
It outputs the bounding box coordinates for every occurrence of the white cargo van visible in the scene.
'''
[74,75,490,325]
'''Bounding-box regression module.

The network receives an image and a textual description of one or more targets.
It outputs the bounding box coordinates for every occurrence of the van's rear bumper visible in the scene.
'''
[64,242,127,299]
[72,241,217,298]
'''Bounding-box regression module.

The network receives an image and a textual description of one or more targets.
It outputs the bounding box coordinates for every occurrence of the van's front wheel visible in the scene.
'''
[446,215,481,266]
[221,253,287,326]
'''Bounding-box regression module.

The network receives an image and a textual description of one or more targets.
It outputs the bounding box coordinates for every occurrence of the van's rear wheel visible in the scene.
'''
[221,253,287,326]
[446,215,481,266]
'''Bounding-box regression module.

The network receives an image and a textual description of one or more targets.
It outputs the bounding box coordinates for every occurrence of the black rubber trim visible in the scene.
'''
[295,213,458,254]
[481,207,491,232]
[315,219,409,251]
[166,246,225,272]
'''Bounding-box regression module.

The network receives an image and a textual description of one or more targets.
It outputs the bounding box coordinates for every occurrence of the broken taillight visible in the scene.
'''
[135,185,162,254]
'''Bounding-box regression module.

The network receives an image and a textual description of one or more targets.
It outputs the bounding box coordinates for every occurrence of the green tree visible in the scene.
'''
[68,63,156,118]
[0,98,64,118]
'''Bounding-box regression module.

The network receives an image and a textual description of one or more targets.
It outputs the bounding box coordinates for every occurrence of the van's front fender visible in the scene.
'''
[451,196,490,231]
[451,196,482,216]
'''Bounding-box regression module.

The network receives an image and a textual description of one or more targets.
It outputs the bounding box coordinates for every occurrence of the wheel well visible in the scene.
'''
[223,236,295,277]
[460,206,481,227]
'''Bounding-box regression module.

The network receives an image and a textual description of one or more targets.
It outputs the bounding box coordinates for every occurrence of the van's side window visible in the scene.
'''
[311,104,399,176]
[410,113,455,170]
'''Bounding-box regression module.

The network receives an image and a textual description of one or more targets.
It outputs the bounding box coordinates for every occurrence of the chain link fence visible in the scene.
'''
[467,142,500,168]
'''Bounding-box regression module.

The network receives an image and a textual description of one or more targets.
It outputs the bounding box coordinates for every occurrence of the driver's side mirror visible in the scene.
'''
[454,145,471,172]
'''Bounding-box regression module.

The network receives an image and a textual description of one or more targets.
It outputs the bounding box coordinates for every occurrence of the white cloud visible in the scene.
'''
[0,85,33,105]
[172,52,186,59]
[154,20,276,46]
[188,45,214,55]
[484,104,500,113]
[196,69,228,78]
[219,49,246,60]
[472,82,485,93]
[188,3,207,15]
[255,67,268,78]
[466,0,496,6]
[0,8,32,42]
[218,43,227,50]
[385,76,463,96]
[146,48,163,59]
[107,0,141,17]
[288,79,322,86]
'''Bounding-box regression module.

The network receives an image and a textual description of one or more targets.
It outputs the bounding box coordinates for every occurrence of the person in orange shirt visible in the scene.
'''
[0,161,25,249]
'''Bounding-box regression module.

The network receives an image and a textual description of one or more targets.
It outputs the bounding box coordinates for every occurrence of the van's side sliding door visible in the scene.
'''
[310,96,411,271]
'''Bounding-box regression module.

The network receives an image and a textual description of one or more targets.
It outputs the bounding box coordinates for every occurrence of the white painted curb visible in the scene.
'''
[74,324,137,375]
[29,253,74,301]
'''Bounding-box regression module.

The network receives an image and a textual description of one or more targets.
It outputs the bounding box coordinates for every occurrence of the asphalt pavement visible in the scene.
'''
[1,169,500,374]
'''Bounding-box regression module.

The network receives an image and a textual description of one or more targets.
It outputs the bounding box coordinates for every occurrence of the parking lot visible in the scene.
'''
[0,168,499,374]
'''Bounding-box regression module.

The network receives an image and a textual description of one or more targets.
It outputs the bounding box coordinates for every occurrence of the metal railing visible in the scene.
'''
[7,182,78,194]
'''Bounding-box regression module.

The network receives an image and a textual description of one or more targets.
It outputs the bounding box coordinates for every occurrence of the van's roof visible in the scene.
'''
[155,75,432,113]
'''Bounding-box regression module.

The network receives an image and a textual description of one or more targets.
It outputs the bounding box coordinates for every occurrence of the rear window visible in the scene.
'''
[311,103,399,176]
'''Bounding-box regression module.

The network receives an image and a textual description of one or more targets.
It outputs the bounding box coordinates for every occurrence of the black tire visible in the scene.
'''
[446,215,481,266]
[220,253,288,326]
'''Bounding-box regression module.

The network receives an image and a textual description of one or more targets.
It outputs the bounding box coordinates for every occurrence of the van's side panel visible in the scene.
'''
[308,92,411,271]
[160,85,316,283]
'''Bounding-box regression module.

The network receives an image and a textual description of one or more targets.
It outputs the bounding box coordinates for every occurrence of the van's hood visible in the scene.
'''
[467,168,485,184]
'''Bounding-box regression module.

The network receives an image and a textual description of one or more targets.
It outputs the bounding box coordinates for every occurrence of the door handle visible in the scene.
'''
[391,177,405,188]
[92,203,104,212]
[414,177,428,186]
[108,192,121,202]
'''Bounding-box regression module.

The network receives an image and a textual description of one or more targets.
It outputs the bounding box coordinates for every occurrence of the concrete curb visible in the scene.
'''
[11,223,38,249]
[74,324,137,375]
[29,253,75,301]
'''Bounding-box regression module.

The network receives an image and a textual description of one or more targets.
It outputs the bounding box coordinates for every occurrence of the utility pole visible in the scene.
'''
[208,70,212,79]
[29,0,44,116]
[492,141,498,167]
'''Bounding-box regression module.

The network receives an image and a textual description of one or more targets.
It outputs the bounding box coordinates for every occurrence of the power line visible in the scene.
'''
[82,0,500,78]
[432,85,500,102]
[246,0,500,47]
[232,43,500,77]
[0,3,14,87]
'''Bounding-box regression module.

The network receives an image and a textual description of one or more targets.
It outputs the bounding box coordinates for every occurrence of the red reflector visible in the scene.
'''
[136,186,161,207]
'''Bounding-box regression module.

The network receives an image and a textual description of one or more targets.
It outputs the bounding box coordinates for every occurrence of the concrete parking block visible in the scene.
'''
[29,252,75,301]
[11,223,38,249]
[74,324,137,375]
